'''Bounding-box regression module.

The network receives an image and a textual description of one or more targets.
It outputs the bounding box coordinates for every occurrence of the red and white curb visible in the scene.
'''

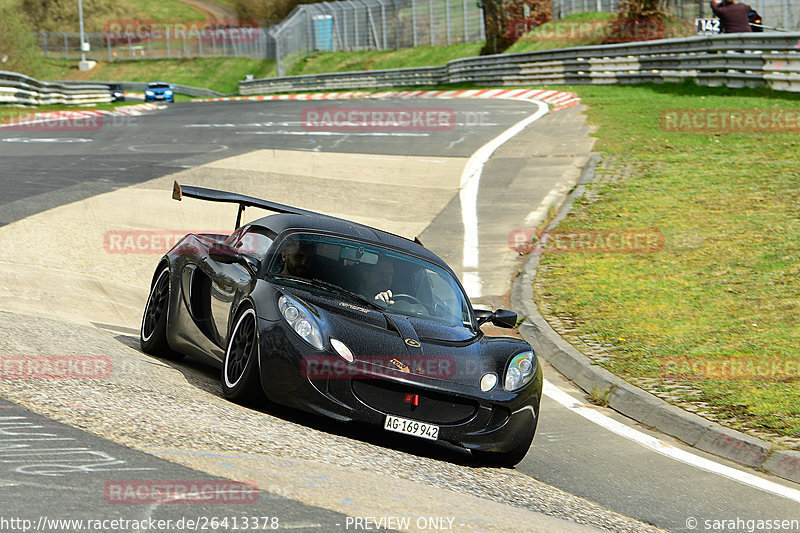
[386,88,580,111]
[0,103,162,129]
[196,88,581,111]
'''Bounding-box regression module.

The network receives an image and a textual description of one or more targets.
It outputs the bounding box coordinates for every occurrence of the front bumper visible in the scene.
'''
[257,319,542,453]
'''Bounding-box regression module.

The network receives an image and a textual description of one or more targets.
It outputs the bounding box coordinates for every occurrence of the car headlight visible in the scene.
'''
[165,90,173,95]
[480,373,497,392]
[145,90,154,95]
[278,294,324,350]
[330,338,353,362]
[504,351,536,391]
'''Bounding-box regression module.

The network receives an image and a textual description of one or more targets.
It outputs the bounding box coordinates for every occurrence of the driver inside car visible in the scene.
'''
[359,255,395,305]
[280,240,316,278]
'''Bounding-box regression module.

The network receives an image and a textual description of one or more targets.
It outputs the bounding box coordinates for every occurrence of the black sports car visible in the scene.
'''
[140,182,542,466]
[108,83,125,102]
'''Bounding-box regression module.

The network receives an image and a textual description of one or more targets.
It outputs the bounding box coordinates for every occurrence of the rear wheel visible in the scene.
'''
[140,267,183,360]
[222,306,265,405]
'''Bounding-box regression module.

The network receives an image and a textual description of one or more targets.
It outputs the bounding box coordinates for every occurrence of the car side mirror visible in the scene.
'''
[491,309,517,328]
[475,308,517,328]
[475,309,493,326]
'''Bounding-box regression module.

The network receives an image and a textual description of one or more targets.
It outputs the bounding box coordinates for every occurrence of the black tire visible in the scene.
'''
[472,416,537,468]
[140,266,184,361]
[222,306,265,405]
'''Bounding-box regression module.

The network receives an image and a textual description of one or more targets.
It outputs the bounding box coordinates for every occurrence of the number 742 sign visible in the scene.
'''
[696,18,721,34]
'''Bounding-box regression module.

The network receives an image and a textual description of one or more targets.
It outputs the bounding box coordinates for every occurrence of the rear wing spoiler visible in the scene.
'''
[171,181,424,245]
[172,181,323,229]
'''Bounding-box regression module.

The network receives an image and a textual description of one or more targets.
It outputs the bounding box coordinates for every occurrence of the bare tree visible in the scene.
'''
[603,0,668,42]
[480,0,552,55]
[615,0,669,20]
[0,6,43,76]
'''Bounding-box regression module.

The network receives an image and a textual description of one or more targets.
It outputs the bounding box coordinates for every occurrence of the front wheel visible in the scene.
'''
[140,266,183,361]
[472,417,537,468]
[222,306,265,406]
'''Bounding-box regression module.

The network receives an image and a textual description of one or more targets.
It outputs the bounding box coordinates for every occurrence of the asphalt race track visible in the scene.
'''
[1,98,798,533]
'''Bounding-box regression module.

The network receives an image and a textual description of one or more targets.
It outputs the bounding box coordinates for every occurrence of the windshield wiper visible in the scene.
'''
[270,274,385,311]
[309,278,388,311]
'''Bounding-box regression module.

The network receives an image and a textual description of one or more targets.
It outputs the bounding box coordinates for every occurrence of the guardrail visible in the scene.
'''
[58,81,226,99]
[241,65,447,93]
[0,71,112,106]
[0,73,227,105]
[240,33,800,95]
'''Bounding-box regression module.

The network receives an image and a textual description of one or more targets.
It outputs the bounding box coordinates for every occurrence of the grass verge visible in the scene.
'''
[506,12,693,53]
[123,0,205,20]
[35,57,276,95]
[531,82,800,442]
[288,42,483,76]
[0,0,206,26]
[289,12,694,75]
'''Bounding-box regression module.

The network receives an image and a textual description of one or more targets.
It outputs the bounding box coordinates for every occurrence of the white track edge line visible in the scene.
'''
[543,380,800,503]
[458,98,549,298]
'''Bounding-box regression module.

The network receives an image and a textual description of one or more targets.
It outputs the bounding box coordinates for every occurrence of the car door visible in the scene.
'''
[205,227,273,349]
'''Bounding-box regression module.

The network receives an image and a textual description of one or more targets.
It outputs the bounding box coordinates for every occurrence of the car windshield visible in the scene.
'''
[266,233,473,328]
[148,83,170,89]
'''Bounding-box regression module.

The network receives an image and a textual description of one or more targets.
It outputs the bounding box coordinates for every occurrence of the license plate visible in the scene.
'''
[384,415,439,441]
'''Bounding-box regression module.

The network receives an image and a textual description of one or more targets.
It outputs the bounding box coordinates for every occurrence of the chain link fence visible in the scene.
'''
[36,27,275,61]
[272,0,487,75]
[551,0,796,31]
[32,0,797,78]
[272,0,798,76]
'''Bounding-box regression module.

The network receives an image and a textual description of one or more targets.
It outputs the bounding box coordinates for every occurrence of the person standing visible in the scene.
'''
[710,0,754,33]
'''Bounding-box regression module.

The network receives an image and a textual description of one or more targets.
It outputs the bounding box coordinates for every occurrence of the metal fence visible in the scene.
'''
[31,0,798,78]
[273,0,487,75]
[551,0,796,32]
[36,27,276,61]
[733,0,796,32]
[270,0,798,76]
[57,80,226,98]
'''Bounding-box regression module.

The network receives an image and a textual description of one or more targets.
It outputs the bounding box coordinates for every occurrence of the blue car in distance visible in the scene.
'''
[145,82,174,103]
